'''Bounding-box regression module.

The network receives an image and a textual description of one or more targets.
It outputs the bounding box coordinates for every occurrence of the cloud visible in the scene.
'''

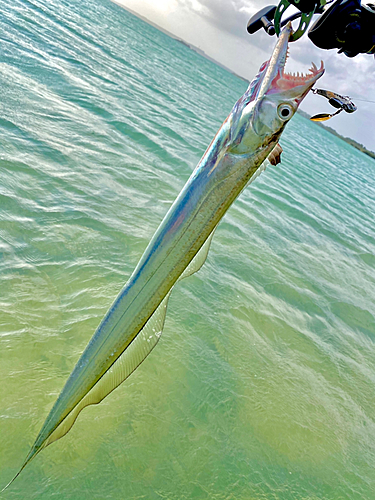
[181,0,375,86]
[119,0,375,148]
[289,35,375,95]
[183,0,253,36]
[179,0,375,128]
[177,0,280,59]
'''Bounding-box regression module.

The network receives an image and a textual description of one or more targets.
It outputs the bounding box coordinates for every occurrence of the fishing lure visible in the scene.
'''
[310,87,357,121]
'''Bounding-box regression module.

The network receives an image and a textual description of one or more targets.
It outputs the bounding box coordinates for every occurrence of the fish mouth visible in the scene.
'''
[258,22,325,101]
[274,57,324,100]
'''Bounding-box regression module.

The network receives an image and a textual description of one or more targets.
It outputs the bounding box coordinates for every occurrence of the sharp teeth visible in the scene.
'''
[311,62,317,71]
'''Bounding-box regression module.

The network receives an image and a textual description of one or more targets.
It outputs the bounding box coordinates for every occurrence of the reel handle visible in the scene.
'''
[247,6,277,35]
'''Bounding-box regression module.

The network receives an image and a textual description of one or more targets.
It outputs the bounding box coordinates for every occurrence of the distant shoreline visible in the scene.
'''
[111,1,247,82]
[112,1,374,161]
[297,110,375,160]
[160,31,249,82]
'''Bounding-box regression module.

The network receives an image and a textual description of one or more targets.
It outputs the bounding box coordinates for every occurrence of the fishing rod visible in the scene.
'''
[247,0,375,121]
[247,0,375,58]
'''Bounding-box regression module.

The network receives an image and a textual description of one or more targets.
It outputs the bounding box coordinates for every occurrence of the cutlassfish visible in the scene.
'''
[4,23,324,489]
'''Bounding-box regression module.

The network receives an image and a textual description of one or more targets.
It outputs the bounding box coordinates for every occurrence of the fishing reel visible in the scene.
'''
[247,0,375,57]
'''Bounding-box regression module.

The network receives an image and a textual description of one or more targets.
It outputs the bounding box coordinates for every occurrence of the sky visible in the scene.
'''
[114,0,375,151]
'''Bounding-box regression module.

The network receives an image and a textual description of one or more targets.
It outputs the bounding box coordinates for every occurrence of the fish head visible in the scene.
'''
[229,23,324,155]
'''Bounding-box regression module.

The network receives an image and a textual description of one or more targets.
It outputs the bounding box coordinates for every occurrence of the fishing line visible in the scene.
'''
[350,97,375,104]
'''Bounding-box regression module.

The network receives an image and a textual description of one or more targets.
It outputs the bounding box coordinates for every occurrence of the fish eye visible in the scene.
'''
[277,104,293,121]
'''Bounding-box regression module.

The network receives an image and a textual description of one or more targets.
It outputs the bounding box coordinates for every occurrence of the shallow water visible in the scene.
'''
[1,1,375,498]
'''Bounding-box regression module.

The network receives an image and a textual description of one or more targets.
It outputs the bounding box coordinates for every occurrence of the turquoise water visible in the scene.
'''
[1,0,375,498]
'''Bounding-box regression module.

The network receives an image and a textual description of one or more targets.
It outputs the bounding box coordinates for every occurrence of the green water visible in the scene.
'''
[1,1,375,498]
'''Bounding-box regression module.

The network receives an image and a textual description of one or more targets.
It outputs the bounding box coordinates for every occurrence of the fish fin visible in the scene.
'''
[45,292,171,447]
[179,229,215,280]
[1,292,172,492]
[2,229,216,491]
[46,228,215,446]
[245,158,270,188]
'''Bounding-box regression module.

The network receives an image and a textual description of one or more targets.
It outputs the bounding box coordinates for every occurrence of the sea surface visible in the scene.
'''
[1,1,375,499]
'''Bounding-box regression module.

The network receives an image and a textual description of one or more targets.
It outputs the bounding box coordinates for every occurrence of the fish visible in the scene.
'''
[3,23,323,490]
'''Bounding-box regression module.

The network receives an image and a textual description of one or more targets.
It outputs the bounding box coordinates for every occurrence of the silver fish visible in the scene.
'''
[4,23,323,489]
